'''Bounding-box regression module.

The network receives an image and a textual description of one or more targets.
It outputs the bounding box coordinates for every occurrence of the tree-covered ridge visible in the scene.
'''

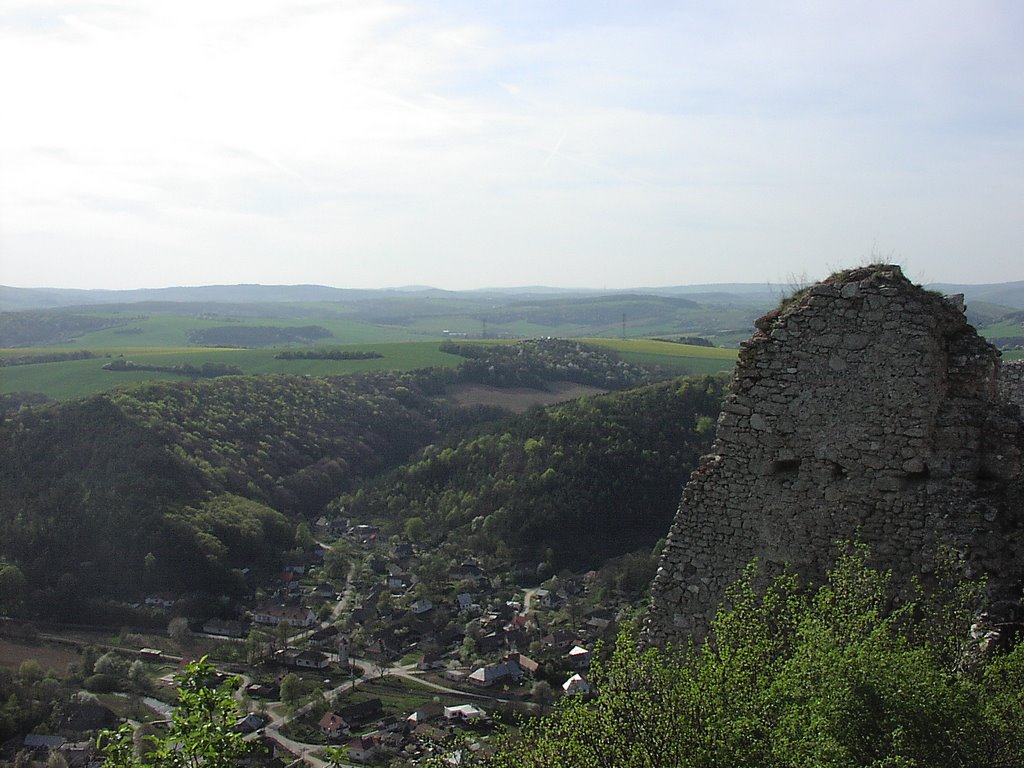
[334,375,727,570]
[484,546,1024,768]
[106,372,460,513]
[441,338,658,390]
[0,372,471,613]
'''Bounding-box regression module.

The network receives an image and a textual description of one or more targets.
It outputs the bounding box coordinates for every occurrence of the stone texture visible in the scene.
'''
[646,265,1024,646]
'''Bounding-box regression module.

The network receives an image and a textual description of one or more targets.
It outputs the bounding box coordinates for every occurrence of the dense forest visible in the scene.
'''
[334,375,727,571]
[0,371,473,616]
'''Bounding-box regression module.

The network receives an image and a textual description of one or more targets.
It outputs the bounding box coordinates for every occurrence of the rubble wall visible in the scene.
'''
[647,265,1024,644]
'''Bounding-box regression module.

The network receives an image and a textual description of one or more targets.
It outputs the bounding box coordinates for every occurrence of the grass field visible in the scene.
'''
[584,338,737,375]
[0,338,738,401]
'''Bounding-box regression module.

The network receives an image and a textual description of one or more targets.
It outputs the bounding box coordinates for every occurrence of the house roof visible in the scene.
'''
[445,704,484,719]
[319,712,347,730]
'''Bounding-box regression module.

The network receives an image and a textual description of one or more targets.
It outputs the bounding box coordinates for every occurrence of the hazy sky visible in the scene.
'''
[1,1,1021,290]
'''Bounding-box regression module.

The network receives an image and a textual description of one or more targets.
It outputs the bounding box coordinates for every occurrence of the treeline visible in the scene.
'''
[0,350,97,367]
[333,375,727,570]
[440,338,657,390]
[102,359,243,377]
[275,349,383,360]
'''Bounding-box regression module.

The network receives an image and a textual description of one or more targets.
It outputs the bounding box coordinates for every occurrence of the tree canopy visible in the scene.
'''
[99,658,254,768]
[484,545,1024,768]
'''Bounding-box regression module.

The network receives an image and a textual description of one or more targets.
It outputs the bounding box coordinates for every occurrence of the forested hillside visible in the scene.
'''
[0,339,694,619]
[334,375,728,570]
[0,371,470,617]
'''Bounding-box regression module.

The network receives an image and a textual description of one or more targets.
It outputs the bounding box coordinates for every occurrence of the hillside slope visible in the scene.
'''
[333,375,728,571]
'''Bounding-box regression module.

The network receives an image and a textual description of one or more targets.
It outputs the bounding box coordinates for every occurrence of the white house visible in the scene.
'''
[444,704,485,721]
[562,673,590,696]
[252,605,317,628]
[568,645,592,669]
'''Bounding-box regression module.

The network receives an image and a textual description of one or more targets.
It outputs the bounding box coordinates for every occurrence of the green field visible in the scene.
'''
[583,338,737,375]
[73,313,423,348]
[0,338,738,401]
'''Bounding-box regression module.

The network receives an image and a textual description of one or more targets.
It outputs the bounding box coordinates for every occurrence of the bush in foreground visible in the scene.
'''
[484,545,1024,768]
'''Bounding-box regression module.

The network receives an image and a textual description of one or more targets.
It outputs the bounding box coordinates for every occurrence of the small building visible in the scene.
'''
[294,649,330,669]
[444,704,485,721]
[407,702,444,726]
[509,653,540,677]
[309,582,337,600]
[234,713,265,734]
[202,618,248,638]
[468,660,522,688]
[319,712,348,740]
[338,698,383,727]
[562,673,590,696]
[253,604,317,628]
[568,645,592,669]
[347,735,379,763]
[411,599,434,616]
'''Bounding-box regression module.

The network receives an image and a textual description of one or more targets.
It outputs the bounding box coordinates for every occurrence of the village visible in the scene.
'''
[3,514,632,767]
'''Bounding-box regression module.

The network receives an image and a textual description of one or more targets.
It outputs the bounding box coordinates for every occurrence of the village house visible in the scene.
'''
[337,698,384,728]
[319,712,348,740]
[509,653,540,678]
[202,618,248,638]
[252,604,317,628]
[563,673,590,696]
[234,714,265,734]
[308,582,336,600]
[455,593,478,613]
[387,564,411,591]
[468,659,523,688]
[273,647,330,669]
[568,645,592,669]
[444,704,485,722]
[346,735,379,763]
[410,599,434,616]
[406,702,444,726]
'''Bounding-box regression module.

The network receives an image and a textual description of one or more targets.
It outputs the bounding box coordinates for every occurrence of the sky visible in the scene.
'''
[0,1,1022,291]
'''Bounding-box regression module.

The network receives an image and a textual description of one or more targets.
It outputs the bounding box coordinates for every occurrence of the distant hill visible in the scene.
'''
[3,279,1021,350]
[928,280,1024,310]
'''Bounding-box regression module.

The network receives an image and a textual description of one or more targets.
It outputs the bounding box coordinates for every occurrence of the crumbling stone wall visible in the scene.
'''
[1001,359,1024,415]
[647,265,1024,645]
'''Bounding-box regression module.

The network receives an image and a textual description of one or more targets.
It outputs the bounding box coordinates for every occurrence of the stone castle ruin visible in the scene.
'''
[647,265,1024,645]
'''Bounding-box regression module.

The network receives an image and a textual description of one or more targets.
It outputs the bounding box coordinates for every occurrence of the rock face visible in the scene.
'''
[647,265,1024,645]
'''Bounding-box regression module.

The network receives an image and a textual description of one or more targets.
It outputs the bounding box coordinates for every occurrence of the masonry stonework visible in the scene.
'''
[646,265,1024,645]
